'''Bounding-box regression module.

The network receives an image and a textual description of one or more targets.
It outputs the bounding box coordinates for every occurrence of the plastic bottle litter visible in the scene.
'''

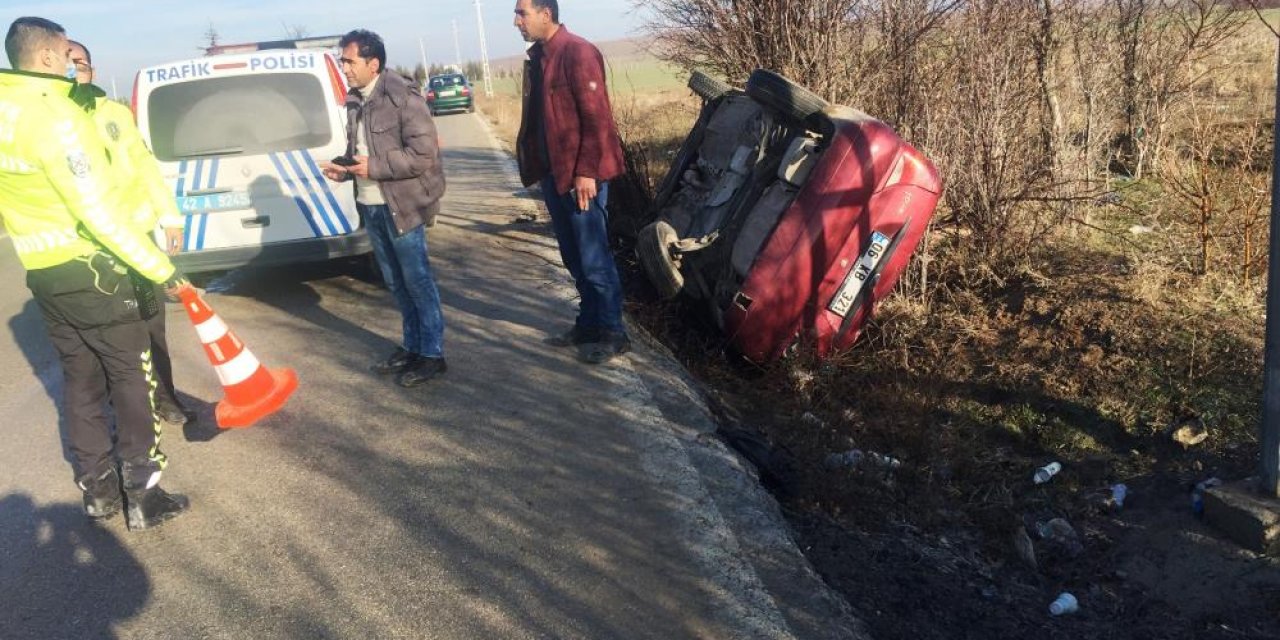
[1191,477,1222,516]
[1110,483,1128,509]
[1033,461,1063,484]
[1048,592,1079,616]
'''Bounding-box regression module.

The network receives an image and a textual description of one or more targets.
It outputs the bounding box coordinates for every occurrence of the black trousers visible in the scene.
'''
[144,282,180,409]
[26,255,166,487]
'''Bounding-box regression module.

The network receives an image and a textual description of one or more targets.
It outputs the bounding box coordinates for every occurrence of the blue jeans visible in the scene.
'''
[541,176,624,333]
[360,204,445,358]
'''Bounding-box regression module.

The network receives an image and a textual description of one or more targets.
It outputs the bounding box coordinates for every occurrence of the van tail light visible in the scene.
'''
[426,90,436,101]
[460,86,471,97]
[130,71,140,123]
[323,54,348,106]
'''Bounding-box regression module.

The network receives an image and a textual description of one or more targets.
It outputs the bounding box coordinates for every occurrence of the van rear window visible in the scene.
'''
[147,73,331,161]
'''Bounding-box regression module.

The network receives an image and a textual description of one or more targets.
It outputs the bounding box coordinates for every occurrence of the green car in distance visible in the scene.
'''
[426,73,474,116]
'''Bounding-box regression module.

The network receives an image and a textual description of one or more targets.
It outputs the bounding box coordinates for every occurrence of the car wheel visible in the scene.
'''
[467,101,475,113]
[745,69,829,123]
[688,70,732,102]
[637,220,684,299]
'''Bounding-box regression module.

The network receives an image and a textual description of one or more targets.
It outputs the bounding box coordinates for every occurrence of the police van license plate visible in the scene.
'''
[178,191,252,214]
[828,231,891,318]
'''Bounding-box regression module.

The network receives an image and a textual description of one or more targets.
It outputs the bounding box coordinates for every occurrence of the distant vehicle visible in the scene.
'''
[637,70,942,363]
[133,36,370,273]
[425,73,474,116]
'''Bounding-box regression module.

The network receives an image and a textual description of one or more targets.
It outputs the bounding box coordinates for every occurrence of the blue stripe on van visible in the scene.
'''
[268,152,325,238]
[191,160,206,250]
[300,153,352,233]
[284,150,339,236]
[175,160,195,253]
[195,159,217,250]
[197,211,209,250]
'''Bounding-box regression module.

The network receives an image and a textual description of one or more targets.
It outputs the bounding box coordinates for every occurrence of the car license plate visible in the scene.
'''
[439,89,456,97]
[177,191,252,214]
[828,231,891,318]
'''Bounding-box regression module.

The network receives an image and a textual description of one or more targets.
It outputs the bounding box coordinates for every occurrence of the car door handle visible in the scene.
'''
[241,215,270,228]
[186,187,233,196]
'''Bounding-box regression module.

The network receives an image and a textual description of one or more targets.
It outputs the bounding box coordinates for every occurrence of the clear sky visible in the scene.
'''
[3,0,647,97]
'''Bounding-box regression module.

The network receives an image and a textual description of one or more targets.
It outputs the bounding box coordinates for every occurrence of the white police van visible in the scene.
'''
[134,37,369,272]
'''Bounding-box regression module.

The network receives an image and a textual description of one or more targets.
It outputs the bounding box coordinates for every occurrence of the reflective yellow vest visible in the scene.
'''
[88,92,186,234]
[0,70,175,283]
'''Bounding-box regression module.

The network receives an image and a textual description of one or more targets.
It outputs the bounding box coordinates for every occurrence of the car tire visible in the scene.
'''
[467,102,475,113]
[637,220,684,299]
[745,69,829,123]
[688,70,733,102]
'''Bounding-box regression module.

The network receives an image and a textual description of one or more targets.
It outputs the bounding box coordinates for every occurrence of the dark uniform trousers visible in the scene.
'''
[26,252,165,488]
[144,281,180,409]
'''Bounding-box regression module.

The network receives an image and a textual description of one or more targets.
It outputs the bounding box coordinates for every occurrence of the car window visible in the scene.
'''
[429,75,467,89]
[147,72,331,161]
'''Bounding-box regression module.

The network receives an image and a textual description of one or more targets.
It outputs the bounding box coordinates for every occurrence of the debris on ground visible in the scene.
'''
[1049,592,1080,616]
[1035,517,1085,558]
[1033,461,1063,484]
[1171,418,1209,449]
[1012,526,1037,570]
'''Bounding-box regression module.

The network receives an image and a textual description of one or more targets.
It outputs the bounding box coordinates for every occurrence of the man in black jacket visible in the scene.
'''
[322,29,448,387]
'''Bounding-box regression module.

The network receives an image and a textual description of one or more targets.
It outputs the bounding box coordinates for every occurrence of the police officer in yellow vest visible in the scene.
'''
[68,38,192,427]
[0,17,189,530]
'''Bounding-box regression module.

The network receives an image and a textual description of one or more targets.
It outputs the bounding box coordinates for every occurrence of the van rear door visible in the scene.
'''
[137,52,358,253]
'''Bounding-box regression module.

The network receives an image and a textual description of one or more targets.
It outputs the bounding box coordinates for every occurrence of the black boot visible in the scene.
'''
[125,485,190,531]
[121,463,189,531]
[76,466,122,519]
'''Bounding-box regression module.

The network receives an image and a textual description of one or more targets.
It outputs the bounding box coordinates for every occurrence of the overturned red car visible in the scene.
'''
[637,70,942,364]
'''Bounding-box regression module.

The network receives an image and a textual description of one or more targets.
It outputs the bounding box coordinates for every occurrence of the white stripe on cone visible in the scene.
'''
[215,348,262,387]
[195,315,230,346]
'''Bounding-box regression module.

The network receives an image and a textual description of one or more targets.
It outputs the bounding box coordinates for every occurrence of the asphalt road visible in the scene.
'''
[0,110,865,639]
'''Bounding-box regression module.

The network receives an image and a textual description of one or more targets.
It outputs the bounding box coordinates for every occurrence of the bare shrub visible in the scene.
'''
[1108,0,1249,178]
[609,97,699,238]
[634,0,877,101]
[1158,95,1272,283]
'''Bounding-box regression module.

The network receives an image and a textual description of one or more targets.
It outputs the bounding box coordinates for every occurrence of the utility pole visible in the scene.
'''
[452,20,463,70]
[418,37,429,83]
[110,76,118,101]
[1261,43,1280,498]
[474,0,494,97]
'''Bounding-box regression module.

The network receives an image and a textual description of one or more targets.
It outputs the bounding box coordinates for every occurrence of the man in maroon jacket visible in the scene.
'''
[514,0,630,364]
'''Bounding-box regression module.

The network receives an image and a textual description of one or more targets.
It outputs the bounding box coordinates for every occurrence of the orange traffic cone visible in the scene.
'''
[179,288,298,429]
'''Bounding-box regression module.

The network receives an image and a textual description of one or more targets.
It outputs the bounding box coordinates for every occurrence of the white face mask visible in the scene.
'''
[64,59,77,80]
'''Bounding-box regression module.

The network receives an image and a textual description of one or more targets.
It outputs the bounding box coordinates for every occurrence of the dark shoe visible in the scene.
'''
[396,357,447,387]
[156,400,189,426]
[371,347,419,375]
[545,325,601,347]
[582,332,632,365]
[77,466,122,519]
[125,486,190,531]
